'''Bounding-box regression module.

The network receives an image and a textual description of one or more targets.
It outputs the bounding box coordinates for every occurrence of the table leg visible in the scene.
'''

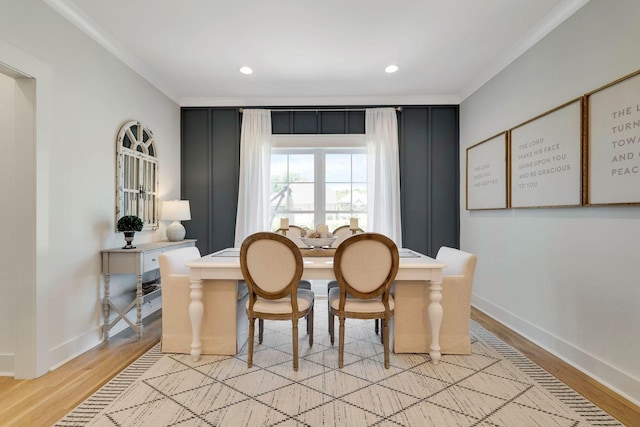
[189,278,204,361]
[136,274,143,340]
[103,274,111,341]
[428,280,443,364]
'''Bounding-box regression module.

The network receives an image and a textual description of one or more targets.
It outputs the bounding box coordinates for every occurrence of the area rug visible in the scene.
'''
[56,300,622,426]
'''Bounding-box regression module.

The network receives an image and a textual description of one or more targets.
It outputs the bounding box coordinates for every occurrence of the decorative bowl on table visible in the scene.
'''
[300,236,337,248]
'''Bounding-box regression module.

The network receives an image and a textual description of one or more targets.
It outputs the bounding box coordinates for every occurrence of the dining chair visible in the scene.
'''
[240,232,314,371]
[280,224,313,334]
[281,224,306,247]
[329,232,399,368]
[330,224,364,248]
[434,246,477,354]
[327,225,368,335]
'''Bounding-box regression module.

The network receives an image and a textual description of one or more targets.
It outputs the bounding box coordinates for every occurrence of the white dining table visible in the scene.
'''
[186,247,446,364]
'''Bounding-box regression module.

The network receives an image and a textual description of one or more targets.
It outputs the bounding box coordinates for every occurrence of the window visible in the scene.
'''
[270,135,367,231]
[116,121,159,231]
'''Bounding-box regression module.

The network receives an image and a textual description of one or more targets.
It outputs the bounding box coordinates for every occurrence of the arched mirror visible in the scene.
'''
[115,120,159,231]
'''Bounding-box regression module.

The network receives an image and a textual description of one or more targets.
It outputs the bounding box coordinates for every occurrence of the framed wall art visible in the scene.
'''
[586,69,640,205]
[466,132,508,210]
[509,98,583,208]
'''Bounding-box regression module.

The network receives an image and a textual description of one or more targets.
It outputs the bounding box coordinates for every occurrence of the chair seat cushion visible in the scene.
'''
[328,287,394,314]
[248,289,314,314]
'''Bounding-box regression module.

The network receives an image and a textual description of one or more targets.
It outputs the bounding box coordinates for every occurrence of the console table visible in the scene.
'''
[101,239,196,340]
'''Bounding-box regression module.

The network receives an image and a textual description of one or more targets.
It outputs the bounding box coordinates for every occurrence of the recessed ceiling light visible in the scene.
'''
[385,64,399,73]
[239,66,253,75]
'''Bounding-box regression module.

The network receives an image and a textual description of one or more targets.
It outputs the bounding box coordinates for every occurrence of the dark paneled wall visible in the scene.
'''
[181,106,458,256]
[400,107,459,256]
[181,108,240,255]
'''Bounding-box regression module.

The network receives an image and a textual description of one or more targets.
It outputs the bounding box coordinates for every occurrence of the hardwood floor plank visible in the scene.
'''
[0,312,161,427]
[0,309,637,426]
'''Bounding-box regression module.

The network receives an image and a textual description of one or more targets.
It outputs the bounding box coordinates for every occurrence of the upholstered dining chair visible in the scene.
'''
[327,225,367,334]
[281,224,306,247]
[280,224,312,332]
[434,246,477,354]
[159,246,202,353]
[330,224,364,248]
[159,246,251,355]
[240,232,314,371]
[329,233,399,369]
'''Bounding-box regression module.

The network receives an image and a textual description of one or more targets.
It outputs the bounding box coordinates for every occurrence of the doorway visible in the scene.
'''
[0,61,40,378]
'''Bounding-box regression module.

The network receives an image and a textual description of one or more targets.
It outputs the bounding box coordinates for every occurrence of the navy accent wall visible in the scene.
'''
[181,106,458,256]
[181,108,240,255]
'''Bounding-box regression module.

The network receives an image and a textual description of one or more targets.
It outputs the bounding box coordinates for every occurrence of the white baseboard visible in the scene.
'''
[472,294,640,406]
[0,352,14,376]
[48,296,162,372]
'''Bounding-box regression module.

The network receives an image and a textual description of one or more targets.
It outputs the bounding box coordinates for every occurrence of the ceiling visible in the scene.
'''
[46,0,589,106]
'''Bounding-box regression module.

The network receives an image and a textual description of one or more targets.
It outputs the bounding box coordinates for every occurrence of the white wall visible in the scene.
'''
[0,2,181,375]
[460,0,640,404]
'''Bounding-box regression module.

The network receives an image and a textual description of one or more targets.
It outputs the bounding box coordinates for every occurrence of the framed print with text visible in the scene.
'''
[466,132,508,210]
[586,69,640,205]
[509,98,583,208]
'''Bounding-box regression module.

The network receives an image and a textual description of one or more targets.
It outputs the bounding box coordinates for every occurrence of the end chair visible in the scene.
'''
[329,233,399,369]
[159,246,249,355]
[434,246,477,354]
[241,232,314,371]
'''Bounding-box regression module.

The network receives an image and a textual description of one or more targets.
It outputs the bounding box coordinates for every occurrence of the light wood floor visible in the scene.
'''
[1,309,638,427]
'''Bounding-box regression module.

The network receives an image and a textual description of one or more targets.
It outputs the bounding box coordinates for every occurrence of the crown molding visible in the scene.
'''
[44,0,181,104]
[45,0,589,107]
[458,0,591,101]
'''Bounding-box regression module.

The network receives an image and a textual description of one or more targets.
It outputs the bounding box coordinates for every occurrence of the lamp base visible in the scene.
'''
[166,221,186,241]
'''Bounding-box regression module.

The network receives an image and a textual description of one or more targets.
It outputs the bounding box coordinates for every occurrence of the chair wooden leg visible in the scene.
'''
[329,309,335,345]
[292,318,299,371]
[338,317,345,368]
[259,319,264,344]
[248,317,255,368]
[380,318,384,343]
[383,316,390,369]
[308,308,314,347]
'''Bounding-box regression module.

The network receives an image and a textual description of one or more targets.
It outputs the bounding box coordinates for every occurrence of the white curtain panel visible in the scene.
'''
[366,108,403,247]
[234,109,272,247]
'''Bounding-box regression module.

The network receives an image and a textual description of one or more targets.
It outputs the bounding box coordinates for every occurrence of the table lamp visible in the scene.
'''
[161,200,191,241]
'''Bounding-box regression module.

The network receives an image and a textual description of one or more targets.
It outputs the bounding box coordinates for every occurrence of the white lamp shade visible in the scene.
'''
[162,200,191,241]
[161,200,191,221]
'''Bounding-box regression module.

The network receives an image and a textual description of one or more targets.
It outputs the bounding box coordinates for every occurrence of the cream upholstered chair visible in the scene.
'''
[330,224,363,248]
[279,224,312,329]
[281,224,306,247]
[159,246,249,354]
[329,233,399,368]
[241,232,314,371]
[327,225,366,334]
[434,246,477,354]
[159,247,202,353]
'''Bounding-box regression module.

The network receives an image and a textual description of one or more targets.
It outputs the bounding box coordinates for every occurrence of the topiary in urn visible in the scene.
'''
[117,215,143,249]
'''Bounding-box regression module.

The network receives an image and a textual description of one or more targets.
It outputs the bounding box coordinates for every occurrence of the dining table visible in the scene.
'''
[186,247,446,364]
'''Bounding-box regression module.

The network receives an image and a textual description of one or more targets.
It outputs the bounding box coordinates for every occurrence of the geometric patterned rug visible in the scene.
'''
[55,300,622,426]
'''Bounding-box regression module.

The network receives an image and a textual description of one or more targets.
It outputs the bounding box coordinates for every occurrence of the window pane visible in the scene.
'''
[288,182,314,211]
[326,154,351,182]
[270,154,287,180]
[353,153,367,181]
[353,183,367,211]
[325,183,351,211]
[289,154,314,182]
